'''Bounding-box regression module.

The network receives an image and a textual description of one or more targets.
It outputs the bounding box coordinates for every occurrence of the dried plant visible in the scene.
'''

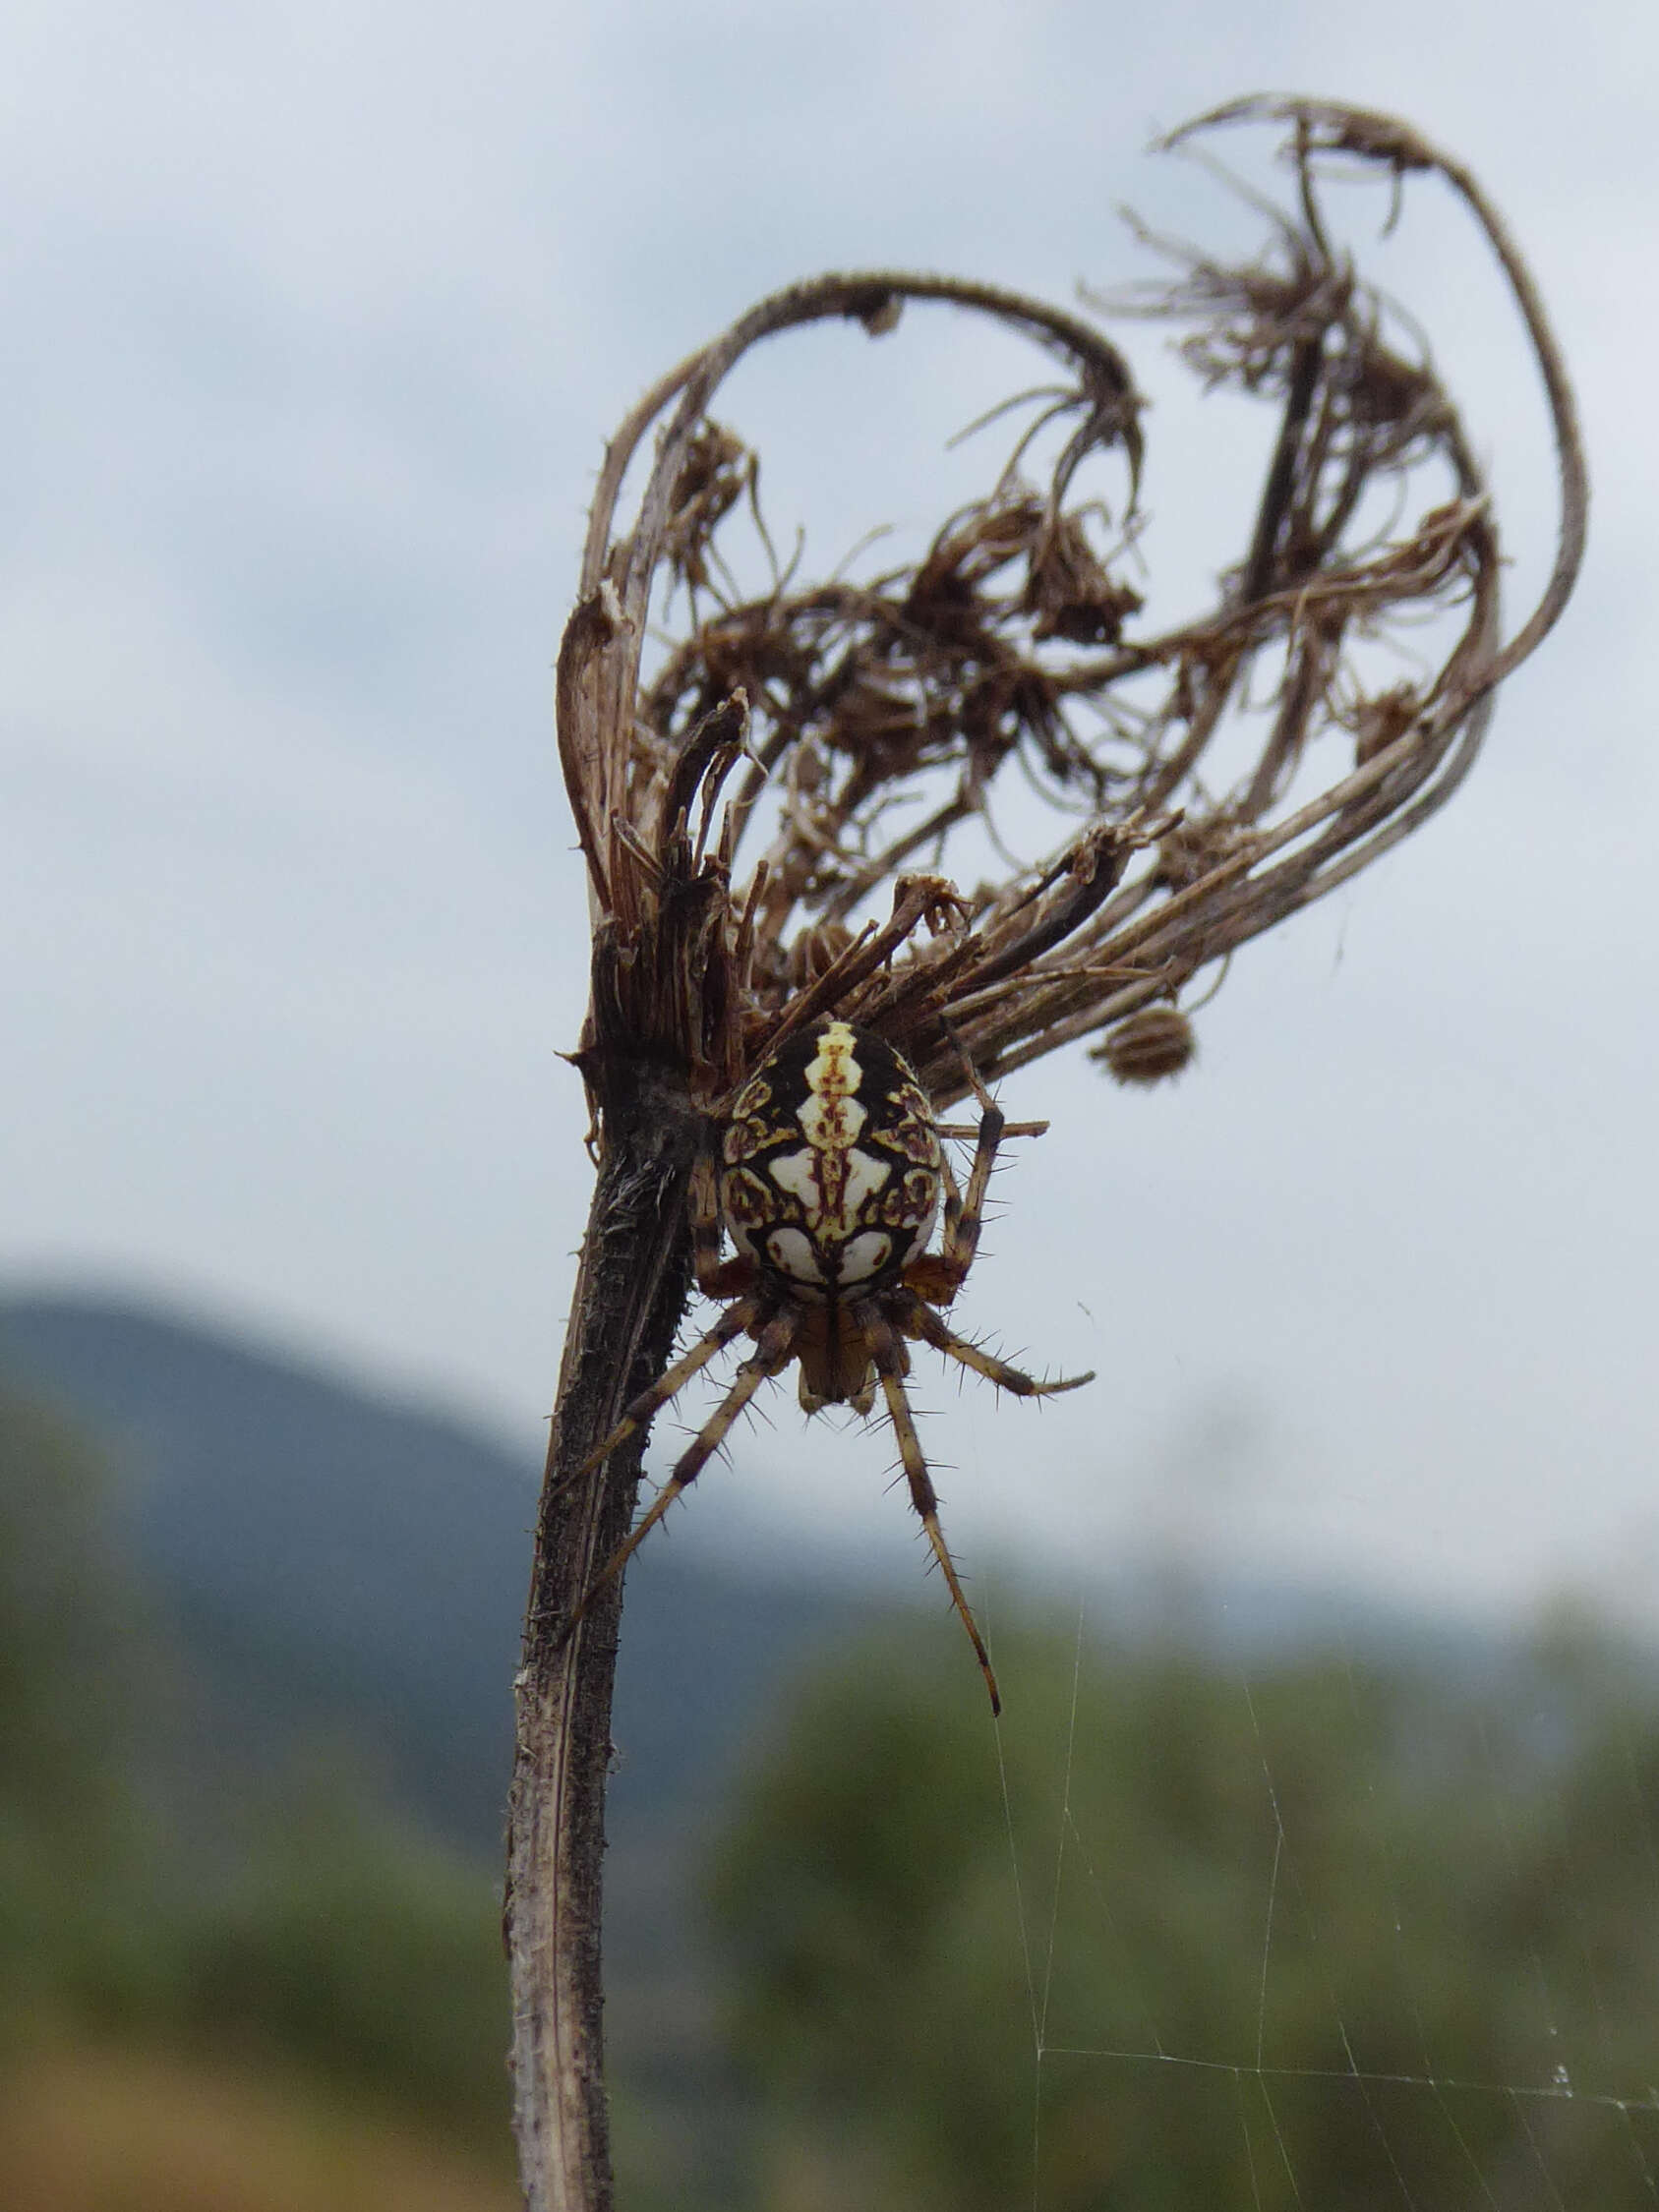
[504,96,1585,2210]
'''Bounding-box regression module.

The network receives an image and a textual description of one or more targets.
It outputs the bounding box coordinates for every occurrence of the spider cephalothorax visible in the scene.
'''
[576,1018,1094,1711]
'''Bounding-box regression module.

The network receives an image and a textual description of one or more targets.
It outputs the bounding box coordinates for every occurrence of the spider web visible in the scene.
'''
[981,1576,1659,2212]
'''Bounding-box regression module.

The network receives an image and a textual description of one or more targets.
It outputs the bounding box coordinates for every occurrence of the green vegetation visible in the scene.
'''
[0,1300,860,2209]
[708,1618,1659,2209]
[8,1317,1659,2210]
[171,1782,510,2144]
[0,1387,161,2043]
[0,1386,512,2171]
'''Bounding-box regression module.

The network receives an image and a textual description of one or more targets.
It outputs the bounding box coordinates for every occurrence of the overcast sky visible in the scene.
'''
[3,0,1652,1634]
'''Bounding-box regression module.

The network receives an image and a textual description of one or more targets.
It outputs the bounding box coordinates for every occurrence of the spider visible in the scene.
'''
[572,1017,1095,1712]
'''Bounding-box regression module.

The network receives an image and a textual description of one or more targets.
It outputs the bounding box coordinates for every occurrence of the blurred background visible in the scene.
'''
[3,1,1655,2206]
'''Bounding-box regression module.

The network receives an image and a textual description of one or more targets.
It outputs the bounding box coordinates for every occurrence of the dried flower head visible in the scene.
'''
[556,99,1583,1128]
[1094,1006,1198,1086]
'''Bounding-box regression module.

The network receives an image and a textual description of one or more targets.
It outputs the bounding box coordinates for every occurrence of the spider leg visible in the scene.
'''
[861,1308,1001,1717]
[907,1016,1019,1306]
[904,1088,1003,1306]
[563,1306,800,1636]
[932,1119,1048,1141]
[575,1295,761,1480]
[942,1095,1000,1285]
[692,1144,756,1300]
[901,1292,1095,1397]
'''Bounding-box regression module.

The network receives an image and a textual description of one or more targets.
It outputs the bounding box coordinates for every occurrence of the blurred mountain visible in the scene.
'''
[0,1290,1547,1861]
[0,1292,864,1861]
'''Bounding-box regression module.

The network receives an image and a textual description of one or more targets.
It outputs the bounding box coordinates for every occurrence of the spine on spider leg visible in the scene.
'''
[505,1061,701,2212]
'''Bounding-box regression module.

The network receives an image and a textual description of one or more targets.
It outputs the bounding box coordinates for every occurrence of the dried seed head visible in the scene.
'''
[1154,818,1249,892]
[1352,683,1421,766]
[665,422,755,592]
[1021,513,1144,644]
[790,920,857,987]
[1093,1006,1197,1086]
[557,99,1584,1120]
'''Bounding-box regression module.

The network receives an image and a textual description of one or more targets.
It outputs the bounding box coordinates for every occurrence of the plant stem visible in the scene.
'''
[505,1063,698,2210]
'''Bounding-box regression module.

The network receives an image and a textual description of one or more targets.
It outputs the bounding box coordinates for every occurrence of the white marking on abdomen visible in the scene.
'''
[839,1145,887,1227]
[900,1203,939,1264]
[804,1021,860,1100]
[839,1230,894,1284]
[798,1089,866,1148]
[766,1226,826,1284]
[769,1149,820,1213]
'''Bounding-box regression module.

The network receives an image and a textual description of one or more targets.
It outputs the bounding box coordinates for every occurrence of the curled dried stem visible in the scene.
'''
[548,101,1582,1116]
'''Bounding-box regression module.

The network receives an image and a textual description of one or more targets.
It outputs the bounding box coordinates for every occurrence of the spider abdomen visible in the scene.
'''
[721,1019,941,1301]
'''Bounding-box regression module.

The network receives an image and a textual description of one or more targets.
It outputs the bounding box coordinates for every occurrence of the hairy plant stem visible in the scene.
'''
[505,1060,700,2211]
